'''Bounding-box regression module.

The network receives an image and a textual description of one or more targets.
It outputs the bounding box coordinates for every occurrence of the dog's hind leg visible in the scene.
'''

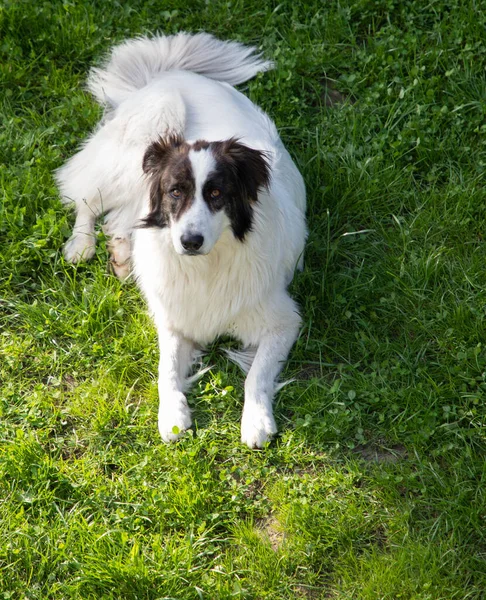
[103,218,132,280]
[102,202,143,279]
[63,197,99,262]
[107,234,132,279]
[57,147,111,264]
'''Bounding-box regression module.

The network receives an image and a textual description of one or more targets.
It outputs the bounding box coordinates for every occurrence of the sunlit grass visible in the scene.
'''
[1,0,485,597]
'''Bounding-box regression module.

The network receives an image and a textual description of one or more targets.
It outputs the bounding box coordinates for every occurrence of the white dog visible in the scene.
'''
[56,32,307,448]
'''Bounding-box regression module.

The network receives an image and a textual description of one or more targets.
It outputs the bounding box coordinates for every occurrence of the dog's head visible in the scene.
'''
[141,135,270,255]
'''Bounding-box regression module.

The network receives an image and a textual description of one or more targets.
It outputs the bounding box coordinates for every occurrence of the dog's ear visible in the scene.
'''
[216,138,271,202]
[142,135,184,174]
[213,138,271,240]
[140,180,166,228]
[140,135,184,228]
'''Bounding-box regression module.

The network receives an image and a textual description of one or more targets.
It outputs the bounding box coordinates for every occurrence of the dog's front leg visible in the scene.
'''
[157,328,194,442]
[241,296,301,449]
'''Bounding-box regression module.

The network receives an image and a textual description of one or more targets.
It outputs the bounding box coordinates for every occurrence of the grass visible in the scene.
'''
[1,0,486,597]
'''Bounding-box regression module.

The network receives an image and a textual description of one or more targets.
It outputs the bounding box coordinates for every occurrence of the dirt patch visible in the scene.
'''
[293,584,329,599]
[257,515,285,551]
[243,478,264,501]
[354,443,408,464]
[321,78,351,107]
[296,364,323,380]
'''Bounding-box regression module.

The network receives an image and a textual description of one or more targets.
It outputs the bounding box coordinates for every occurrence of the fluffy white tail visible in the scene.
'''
[87,32,273,109]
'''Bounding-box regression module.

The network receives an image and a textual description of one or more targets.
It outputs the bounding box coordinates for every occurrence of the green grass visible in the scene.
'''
[1,0,486,597]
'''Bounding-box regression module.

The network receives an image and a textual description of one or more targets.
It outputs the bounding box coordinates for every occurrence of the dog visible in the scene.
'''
[55,32,307,448]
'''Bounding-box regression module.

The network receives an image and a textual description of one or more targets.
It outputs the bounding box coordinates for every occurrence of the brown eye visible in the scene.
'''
[170,188,181,199]
[210,189,221,199]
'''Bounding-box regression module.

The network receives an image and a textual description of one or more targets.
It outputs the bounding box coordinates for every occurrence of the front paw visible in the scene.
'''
[241,405,277,449]
[64,234,96,263]
[158,392,192,442]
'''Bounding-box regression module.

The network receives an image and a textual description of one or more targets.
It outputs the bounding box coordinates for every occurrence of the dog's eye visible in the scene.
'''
[170,188,181,199]
[210,189,221,199]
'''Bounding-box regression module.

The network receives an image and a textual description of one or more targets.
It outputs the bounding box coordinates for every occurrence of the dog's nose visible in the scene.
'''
[180,233,204,252]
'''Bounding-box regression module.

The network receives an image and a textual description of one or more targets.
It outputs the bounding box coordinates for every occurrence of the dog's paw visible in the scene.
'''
[110,258,131,280]
[241,405,277,449]
[108,235,131,280]
[158,392,192,442]
[64,234,96,263]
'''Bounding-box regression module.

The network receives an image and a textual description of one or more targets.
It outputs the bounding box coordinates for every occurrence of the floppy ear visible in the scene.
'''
[140,135,185,228]
[217,137,271,201]
[140,180,166,228]
[142,134,184,174]
[214,138,271,240]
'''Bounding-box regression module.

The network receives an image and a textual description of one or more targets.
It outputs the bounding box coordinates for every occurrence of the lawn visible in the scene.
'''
[1,0,486,598]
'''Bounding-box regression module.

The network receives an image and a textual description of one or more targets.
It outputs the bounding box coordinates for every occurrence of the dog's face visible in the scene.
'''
[141,136,270,255]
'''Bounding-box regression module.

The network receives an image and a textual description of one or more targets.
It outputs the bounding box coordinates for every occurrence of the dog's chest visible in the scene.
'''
[134,230,272,343]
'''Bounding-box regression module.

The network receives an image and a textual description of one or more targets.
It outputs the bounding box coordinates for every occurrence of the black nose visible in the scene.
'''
[180,233,204,252]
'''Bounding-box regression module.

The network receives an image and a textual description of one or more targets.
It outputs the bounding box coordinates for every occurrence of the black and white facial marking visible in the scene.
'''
[141,135,270,255]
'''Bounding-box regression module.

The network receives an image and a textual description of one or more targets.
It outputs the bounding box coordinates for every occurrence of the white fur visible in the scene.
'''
[170,150,227,255]
[87,32,273,110]
[56,33,307,448]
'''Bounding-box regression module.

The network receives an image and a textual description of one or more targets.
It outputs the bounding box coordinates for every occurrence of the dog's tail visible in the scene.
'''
[87,32,272,109]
